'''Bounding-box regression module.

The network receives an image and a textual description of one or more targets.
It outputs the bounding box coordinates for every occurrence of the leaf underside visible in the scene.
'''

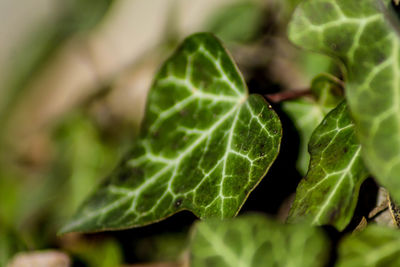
[289,0,400,202]
[190,214,329,267]
[61,33,282,233]
[288,101,368,231]
[337,225,400,267]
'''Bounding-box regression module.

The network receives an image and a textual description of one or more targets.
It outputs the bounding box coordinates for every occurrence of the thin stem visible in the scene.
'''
[264,89,312,103]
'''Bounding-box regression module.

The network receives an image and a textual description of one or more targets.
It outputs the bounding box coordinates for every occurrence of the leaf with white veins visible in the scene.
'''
[288,102,369,231]
[190,214,329,267]
[289,0,400,203]
[60,33,282,233]
[337,225,400,267]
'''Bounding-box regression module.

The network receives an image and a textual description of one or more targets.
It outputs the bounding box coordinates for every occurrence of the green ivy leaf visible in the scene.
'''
[60,33,282,233]
[190,214,329,267]
[283,74,343,175]
[287,102,368,231]
[336,225,400,266]
[289,0,400,202]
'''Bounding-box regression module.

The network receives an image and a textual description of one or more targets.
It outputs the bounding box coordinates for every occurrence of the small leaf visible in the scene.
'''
[289,0,400,202]
[61,33,282,233]
[336,225,400,267]
[288,102,368,231]
[190,214,329,267]
[283,74,343,175]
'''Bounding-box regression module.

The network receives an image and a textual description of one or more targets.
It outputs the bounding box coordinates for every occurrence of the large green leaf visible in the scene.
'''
[289,0,400,202]
[336,225,400,266]
[190,214,329,267]
[61,33,282,233]
[288,102,368,231]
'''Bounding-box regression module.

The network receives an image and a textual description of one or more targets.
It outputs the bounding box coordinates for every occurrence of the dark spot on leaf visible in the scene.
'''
[152,131,159,138]
[328,208,339,222]
[322,2,333,11]
[116,167,132,182]
[172,142,180,149]
[376,53,386,64]
[175,199,183,208]
[343,148,348,153]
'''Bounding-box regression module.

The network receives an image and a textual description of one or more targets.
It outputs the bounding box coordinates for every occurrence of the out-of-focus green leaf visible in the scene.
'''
[135,232,188,262]
[310,74,343,108]
[190,214,329,267]
[207,2,264,43]
[65,237,122,267]
[296,52,335,82]
[52,113,120,218]
[63,0,115,32]
[0,226,26,266]
[283,99,326,175]
[283,74,343,175]
[61,33,282,233]
[0,112,119,249]
[289,0,400,203]
[336,225,400,267]
[0,172,22,227]
[288,102,368,231]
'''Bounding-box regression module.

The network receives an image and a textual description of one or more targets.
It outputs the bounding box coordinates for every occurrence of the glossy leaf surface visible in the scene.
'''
[190,214,329,267]
[288,102,368,231]
[289,0,400,202]
[61,33,282,233]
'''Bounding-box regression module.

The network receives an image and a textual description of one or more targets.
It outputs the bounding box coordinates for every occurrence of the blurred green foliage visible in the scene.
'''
[0,111,122,264]
[0,0,115,126]
[206,2,265,43]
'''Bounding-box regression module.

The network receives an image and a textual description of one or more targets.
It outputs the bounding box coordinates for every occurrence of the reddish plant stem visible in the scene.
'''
[264,89,312,103]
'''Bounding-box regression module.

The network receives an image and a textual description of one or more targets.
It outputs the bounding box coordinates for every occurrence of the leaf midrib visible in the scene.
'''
[63,99,247,231]
[312,146,361,224]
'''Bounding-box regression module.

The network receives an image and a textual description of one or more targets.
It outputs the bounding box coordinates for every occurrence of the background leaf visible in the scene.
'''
[61,33,282,233]
[283,74,343,175]
[288,0,400,203]
[0,226,26,267]
[336,225,400,267]
[190,214,329,267]
[288,101,368,231]
[206,2,265,44]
